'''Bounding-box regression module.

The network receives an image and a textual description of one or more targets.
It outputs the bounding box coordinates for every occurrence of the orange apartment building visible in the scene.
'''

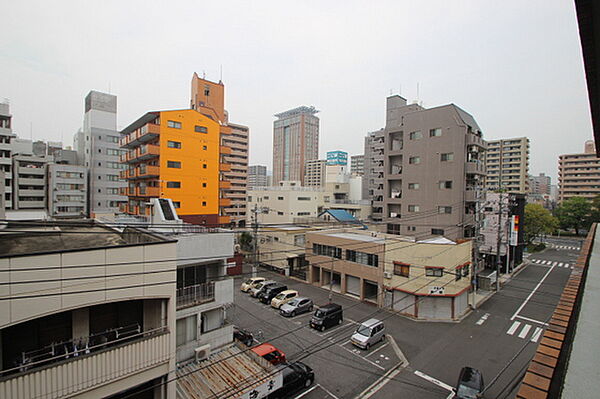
[119,108,231,225]
[191,73,249,227]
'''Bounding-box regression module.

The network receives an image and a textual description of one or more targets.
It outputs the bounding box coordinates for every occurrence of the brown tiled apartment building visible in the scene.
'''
[558,140,600,202]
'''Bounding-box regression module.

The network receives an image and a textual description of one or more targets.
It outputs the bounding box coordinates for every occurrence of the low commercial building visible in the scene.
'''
[0,221,177,398]
[305,229,472,320]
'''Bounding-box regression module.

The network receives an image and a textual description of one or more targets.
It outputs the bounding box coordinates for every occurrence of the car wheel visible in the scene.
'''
[338,318,342,325]
[305,378,313,388]
[291,311,296,317]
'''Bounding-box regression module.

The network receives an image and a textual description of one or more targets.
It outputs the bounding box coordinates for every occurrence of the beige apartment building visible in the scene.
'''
[485,137,530,194]
[305,229,472,320]
[0,221,177,399]
[558,140,600,202]
[382,95,486,240]
[304,159,326,187]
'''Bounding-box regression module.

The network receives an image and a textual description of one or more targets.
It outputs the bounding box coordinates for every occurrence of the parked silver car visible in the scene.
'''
[350,318,385,349]
[280,297,314,317]
[250,280,276,298]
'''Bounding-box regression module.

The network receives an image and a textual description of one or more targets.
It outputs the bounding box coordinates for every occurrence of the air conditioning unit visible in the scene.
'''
[383,271,392,279]
[195,344,211,363]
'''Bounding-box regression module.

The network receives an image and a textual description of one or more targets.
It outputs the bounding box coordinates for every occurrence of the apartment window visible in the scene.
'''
[176,315,197,347]
[263,196,269,200]
[247,196,252,202]
[202,201,206,206]
[313,244,342,258]
[438,206,452,214]
[393,261,410,277]
[408,205,420,212]
[107,175,121,181]
[166,181,181,188]
[425,267,443,277]
[168,140,182,149]
[168,120,182,129]
[441,153,454,161]
[439,181,453,189]
[409,156,420,165]
[409,131,422,140]
[431,228,445,235]
[297,212,310,216]
[202,183,207,188]
[294,235,305,247]
[429,128,442,137]
[278,196,284,200]
[277,211,284,215]
[408,183,419,190]
[346,249,378,267]
[203,145,207,150]
[173,201,181,208]
[107,135,120,143]
[202,164,207,169]
[167,161,181,168]
[298,197,311,201]
[195,125,208,133]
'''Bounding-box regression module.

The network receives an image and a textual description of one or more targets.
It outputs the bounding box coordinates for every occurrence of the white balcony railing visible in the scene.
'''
[0,327,170,399]
[177,281,215,309]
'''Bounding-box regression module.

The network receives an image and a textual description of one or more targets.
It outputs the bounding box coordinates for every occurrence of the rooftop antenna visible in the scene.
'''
[202,70,206,79]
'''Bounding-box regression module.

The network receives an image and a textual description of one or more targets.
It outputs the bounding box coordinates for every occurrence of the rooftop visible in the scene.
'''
[0,221,170,257]
[274,105,319,119]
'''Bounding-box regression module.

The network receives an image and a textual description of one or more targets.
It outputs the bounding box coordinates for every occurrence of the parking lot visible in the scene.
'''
[229,268,404,399]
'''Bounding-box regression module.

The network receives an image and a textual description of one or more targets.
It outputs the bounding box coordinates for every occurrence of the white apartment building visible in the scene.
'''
[47,163,87,217]
[0,102,14,208]
[485,137,530,194]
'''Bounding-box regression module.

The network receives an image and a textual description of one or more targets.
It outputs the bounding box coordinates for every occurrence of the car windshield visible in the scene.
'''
[456,384,480,398]
[288,299,300,306]
[275,293,285,300]
[314,310,325,318]
[356,325,371,337]
[244,279,254,284]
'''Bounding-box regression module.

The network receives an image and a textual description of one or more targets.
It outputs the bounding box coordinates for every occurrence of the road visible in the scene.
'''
[229,241,581,398]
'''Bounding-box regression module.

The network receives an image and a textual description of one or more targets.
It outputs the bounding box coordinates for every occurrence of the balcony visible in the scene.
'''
[137,165,160,178]
[219,180,232,189]
[136,186,160,197]
[0,327,170,399]
[134,144,160,162]
[220,145,232,155]
[219,197,232,207]
[466,133,486,148]
[465,160,486,175]
[121,123,160,149]
[120,187,136,196]
[177,281,215,309]
[218,215,231,225]
[219,163,232,172]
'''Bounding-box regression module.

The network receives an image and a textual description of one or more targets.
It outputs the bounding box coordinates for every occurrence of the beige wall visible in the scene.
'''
[559,141,600,202]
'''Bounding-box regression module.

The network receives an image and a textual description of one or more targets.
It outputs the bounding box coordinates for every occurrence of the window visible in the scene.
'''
[441,153,454,161]
[297,197,311,201]
[202,183,207,188]
[439,181,452,189]
[425,267,443,277]
[408,205,420,212]
[107,161,126,169]
[168,120,182,129]
[107,175,121,181]
[202,164,207,169]
[297,212,311,216]
[277,211,284,215]
[202,145,207,150]
[173,201,181,208]
[247,196,252,201]
[167,161,181,168]
[408,183,419,190]
[277,196,284,200]
[195,125,208,133]
[168,140,182,149]
[107,135,120,143]
[409,131,422,140]
[166,181,181,188]
[176,315,197,347]
[393,262,410,277]
[346,249,378,267]
[429,128,442,137]
[431,228,445,235]
[294,235,305,247]
[313,244,342,259]
[438,206,452,214]
[409,156,420,164]
[263,196,269,200]
[202,201,206,206]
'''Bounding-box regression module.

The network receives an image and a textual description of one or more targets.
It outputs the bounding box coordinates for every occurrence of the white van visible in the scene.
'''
[350,318,385,349]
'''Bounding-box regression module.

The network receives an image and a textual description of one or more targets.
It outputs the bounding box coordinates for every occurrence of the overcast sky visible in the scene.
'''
[0,1,592,183]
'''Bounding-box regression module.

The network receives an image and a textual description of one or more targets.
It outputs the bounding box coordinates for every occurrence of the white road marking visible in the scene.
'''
[294,384,319,399]
[319,384,341,399]
[475,313,490,325]
[515,315,549,326]
[518,324,532,339]
[365,342,389,358]
[531,327,543,343]
[511,263,556,320]
[552,262,558,267]
[357,365,404,399]
[558,263,564,267]
[414,370,454,392]
[339,342,386,370]
[507,321,521,335]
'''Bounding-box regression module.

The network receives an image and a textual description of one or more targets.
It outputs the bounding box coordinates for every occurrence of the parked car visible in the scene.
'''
[250,280,276,297]
[271,289,299,309]
[251,343,286,365]
[267,361,314,399]
[454,367,484,399]
[280,297,314,317]
[310,303,343,331]
[351,318,385,349]
[233,326,254,347]
[259,283,288,304]
[240,277,265,292]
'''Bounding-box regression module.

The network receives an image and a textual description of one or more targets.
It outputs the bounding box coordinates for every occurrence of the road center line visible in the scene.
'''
[511,264,555,321]
[414,370,454,392]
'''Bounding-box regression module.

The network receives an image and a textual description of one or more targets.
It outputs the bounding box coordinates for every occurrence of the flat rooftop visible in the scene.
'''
[322,232,386,243]
[176,345,275,399]
[0,221,168,257]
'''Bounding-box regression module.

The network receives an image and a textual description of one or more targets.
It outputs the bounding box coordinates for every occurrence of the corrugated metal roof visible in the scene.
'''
[320,209,358,222]
[177,344,275,399]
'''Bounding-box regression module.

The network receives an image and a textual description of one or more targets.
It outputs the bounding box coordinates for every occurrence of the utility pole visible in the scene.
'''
[495,192,503,291]
[472,184,482,310]
[252,204,259,278]
[328,257,334,303]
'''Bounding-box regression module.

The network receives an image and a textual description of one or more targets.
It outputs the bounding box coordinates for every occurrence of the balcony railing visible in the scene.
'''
[0,326,170,399]
[176,281,215,309]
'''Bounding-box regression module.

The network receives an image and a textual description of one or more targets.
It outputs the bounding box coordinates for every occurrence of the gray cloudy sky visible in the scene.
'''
[0,1,592,182]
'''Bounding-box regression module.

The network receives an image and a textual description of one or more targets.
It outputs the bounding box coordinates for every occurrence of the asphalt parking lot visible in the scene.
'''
[228,269,404,399]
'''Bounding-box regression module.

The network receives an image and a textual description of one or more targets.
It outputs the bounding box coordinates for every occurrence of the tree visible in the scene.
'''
[589,195,600,224]
[524,203,558,245]
[555,197,592,235]
[238,231,254,252]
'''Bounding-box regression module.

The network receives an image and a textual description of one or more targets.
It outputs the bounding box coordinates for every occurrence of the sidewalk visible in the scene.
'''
[468,260,529,310]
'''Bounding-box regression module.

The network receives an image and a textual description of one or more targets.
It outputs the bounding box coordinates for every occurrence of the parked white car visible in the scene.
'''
[240,277,265,292]
[271,290,299,309]
[351,318,385,349]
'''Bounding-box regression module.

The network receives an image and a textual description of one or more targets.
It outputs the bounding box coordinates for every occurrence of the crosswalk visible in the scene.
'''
[506,320,544,342]
[547,244,580,251]
[530,259,573,269]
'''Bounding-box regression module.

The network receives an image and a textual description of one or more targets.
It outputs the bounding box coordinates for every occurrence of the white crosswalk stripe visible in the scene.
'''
[507,321,521,335]
[552,262,558,267]
[518,324,532,339]
[531,327,543,343]
[558,263,564,267]
[506,322,544,340]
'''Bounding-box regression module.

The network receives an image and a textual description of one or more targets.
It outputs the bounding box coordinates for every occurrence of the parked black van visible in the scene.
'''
[310,303,343,331]
[267,361,314,399]
[259,283,288,304]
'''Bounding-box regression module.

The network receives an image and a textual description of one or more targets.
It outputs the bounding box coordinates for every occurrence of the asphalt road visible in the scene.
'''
[229,243,579,398]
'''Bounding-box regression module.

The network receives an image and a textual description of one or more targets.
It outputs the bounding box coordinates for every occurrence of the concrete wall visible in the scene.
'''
[176,231,234,268]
